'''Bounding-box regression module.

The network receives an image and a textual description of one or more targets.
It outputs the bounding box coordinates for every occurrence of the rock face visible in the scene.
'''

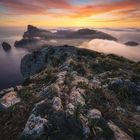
[1,45,140,140]
[125,41,139,46]
[1,42,11,51]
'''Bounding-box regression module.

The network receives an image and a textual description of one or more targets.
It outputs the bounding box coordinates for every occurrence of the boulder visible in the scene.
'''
[66,103,75,115]
[21,114,47,140]
[0,91,21,109]
[14,85,23,92]
[88,108,102,119]
[70,91,85,106]
[52,97,62,111]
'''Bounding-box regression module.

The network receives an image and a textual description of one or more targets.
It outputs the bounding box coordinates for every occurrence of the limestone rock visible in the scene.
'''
[14,85,23,92]
[21,114,47,140]
[52,97,62,111]
[0,91,21,109]
[70,91,85,106]
[108,121,134,140]
[88,109,102,119]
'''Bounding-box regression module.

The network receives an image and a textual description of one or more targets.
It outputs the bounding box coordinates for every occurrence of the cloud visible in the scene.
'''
[78,39,140,61]
[0,0,71,15]
[69,0,140,18]
[0,0,140,27]
[0,0,139,16]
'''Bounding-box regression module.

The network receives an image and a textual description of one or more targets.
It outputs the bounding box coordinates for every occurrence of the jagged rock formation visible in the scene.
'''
[0,45,140,140]
[14,25,117,48]
[125,41,139,46]
[1,42,11,51]
[23,25,52,39]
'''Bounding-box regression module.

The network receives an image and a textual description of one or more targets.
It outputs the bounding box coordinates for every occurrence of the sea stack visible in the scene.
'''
[1,42,11,51]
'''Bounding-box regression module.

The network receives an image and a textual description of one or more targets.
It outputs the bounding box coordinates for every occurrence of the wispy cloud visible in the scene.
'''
[0,0,140,27]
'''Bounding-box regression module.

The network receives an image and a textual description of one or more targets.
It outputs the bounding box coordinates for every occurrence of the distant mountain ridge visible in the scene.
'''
[14,25,117,48]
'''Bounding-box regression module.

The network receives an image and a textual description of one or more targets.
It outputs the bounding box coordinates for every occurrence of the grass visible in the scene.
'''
[69,58,86,76]
[117,86,131,102]
[133,63,140,74]
[78,48,100,58]
[77,82,88,89]
[74,103,83,118]
[18,88,32,101]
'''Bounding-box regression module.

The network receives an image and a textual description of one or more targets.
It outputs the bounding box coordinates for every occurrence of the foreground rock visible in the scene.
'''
[125,41,139,46]
[108,121,134,140]
[21,114,47,140]
[0,91,21,109]
[1,42,11,51]
[0,45,140,140]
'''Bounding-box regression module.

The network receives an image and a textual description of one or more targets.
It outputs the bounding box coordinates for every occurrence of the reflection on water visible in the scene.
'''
[0,47,27,90]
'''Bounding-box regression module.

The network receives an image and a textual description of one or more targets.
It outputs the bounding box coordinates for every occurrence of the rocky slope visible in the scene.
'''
[14,25,117,48]
[0,45,140,140]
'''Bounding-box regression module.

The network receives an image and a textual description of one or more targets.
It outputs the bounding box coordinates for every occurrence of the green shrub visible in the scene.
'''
[69,59,86,75]
[18,88,32,101]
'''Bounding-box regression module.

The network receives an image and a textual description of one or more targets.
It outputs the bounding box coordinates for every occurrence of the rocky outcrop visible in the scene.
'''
[14,25,52,48]
[0,45,140,140]
[23,25,52,39]
[125,41,139,46]
[1,42,11,51]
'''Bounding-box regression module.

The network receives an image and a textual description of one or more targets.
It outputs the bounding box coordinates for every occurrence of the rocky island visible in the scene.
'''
[125,41,139,46]
[14,25,117,48]
[0,45,140,140]
[1,42,11,51]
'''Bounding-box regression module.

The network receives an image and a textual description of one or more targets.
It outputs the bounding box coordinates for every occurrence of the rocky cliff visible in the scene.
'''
[0,45,140,140]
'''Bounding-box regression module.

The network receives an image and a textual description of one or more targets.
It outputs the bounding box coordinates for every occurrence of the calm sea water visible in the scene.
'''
[0,27,140,91]
[0,27,28,90]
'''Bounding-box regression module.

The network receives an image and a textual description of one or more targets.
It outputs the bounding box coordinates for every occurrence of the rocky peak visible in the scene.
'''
[27,25,39,32]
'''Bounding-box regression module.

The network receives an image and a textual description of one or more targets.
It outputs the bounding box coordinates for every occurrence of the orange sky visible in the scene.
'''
[0,0,140,27]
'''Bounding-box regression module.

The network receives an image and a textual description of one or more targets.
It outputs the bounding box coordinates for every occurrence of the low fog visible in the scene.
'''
[79,39,140,62]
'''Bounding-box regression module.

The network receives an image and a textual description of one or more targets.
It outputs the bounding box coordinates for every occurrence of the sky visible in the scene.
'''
[0,0,140,27]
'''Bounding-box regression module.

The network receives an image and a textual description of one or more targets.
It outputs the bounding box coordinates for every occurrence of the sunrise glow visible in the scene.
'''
[0,0,140,27]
